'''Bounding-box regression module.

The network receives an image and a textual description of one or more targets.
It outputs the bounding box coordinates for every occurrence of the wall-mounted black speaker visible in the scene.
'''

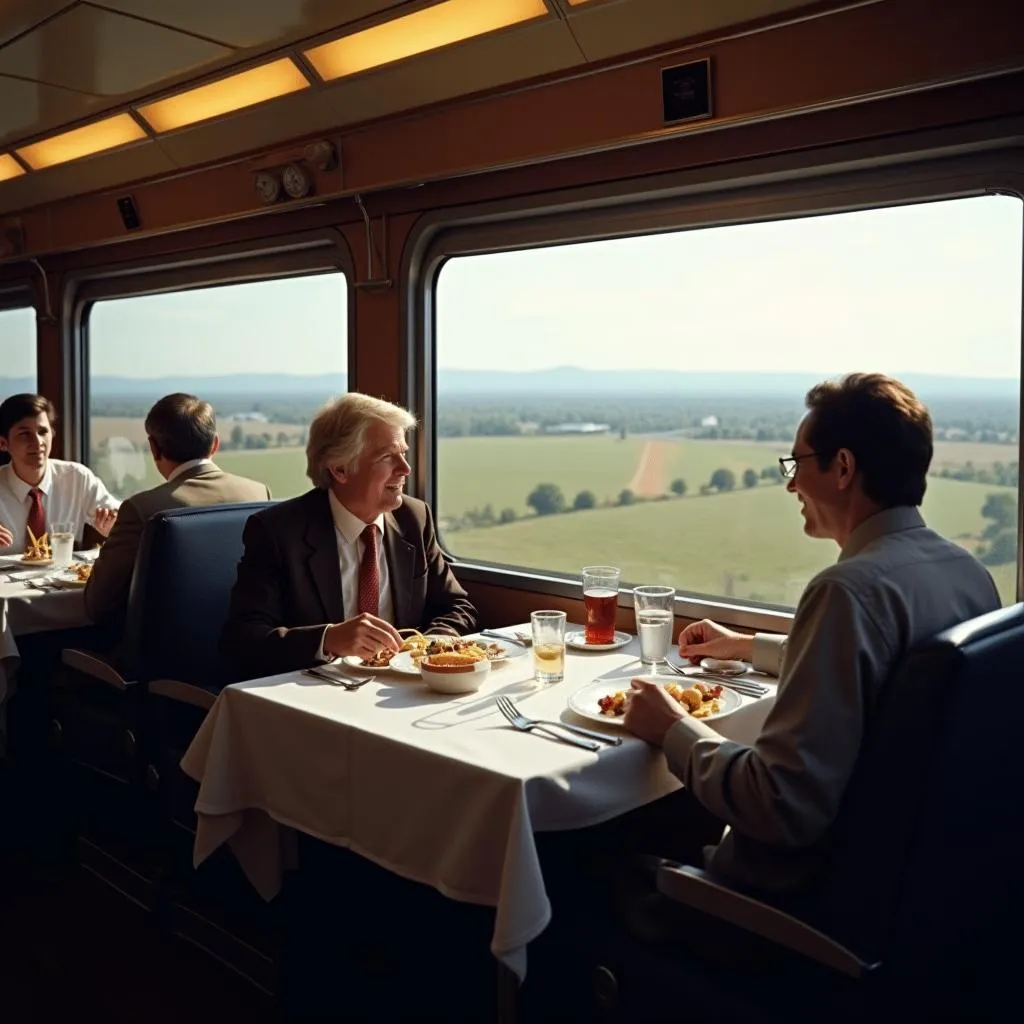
[661,58,713,125]
[117,195,140,231]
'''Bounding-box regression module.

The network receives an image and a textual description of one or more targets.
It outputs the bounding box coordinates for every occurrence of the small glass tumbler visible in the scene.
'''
[531,610,567,684]
[634,585,675,671]
[50,521,76,569]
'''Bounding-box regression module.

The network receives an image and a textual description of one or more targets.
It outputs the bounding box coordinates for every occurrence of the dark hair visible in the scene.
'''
[144,393,217,464]
[804,373,933,507]
[0,393,57,437]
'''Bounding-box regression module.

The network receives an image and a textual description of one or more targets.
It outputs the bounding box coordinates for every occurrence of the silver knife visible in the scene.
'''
[481,629,529,647]
[537,718,622,746]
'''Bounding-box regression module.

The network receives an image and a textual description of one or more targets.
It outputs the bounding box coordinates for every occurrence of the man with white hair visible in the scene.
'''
[221,393,478,679]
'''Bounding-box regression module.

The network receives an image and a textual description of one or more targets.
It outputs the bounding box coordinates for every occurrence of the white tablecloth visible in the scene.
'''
[181,628,776,979]
[0,572,90,704]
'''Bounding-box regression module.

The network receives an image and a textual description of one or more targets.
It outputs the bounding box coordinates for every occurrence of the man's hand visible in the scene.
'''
[0,521,13,549]
[93,507,118,538]
[323,613,403,661]
[678,618,753,664]
[623,677,687,747]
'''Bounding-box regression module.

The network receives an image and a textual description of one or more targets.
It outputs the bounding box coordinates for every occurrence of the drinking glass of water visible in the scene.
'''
[50,521,76,569]
[531,610,567,685]
[634,586,675,671]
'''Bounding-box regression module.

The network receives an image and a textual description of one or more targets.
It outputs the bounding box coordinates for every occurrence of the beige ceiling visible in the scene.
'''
[0,0,850,213]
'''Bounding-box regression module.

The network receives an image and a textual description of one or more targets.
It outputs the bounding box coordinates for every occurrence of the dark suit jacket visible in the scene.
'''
[220,488,478,680]
[84,462,271,627]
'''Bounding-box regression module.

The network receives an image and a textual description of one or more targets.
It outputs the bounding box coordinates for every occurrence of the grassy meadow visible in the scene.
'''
[88,419,1019,608]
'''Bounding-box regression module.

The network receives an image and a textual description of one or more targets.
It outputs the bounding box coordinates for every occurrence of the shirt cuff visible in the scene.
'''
[663,715,723,779]
[751,632,786,676]
[315,626,332,663]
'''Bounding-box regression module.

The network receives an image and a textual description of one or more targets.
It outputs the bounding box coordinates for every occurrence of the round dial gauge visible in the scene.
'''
[282,162,312,199]
[254,171,280,205]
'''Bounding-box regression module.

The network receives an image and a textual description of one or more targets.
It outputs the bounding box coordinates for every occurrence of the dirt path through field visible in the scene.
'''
[629,439,671,495]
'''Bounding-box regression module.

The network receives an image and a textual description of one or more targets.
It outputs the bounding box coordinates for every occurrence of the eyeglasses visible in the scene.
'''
[778,453,821,479]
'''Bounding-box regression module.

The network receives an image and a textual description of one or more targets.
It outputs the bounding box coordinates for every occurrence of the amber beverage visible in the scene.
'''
[582,566,620,645]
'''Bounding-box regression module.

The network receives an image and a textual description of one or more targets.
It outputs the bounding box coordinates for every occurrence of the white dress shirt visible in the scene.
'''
[316,491,394,661]
[0,459,120,554]
[167,457,214,482]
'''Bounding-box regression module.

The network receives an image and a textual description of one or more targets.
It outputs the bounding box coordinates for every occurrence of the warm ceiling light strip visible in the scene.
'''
[0,153,25,182]
[136,58,310,134]
[15,113,146,170]
[304,0,549,81]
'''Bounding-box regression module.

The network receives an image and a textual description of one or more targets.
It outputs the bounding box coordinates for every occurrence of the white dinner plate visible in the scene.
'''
[568,676,742,728]
[565,630,632,652]
[0,553,54,568]
[52,571,89,588]
[389,635,523,675]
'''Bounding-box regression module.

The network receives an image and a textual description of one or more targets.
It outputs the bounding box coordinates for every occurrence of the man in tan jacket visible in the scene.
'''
[85,393,270,627]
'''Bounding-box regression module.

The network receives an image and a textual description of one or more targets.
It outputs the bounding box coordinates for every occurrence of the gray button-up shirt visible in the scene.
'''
[663,506,1002,893]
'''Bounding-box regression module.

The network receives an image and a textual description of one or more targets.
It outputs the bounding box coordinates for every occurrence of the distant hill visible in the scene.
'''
[0,369,1017,399]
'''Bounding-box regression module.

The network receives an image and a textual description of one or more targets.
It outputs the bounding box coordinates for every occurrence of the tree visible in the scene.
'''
[619,426,627,441]
[618,488,636,507]
[276,431,291,447]
[981,530,1017,566]
[981,492,1017,532]
[670,478,687,497]
[573,489,597,511]
[499,508,517,524]
[710,467,736,492]
[742,468,758,489]
[230,424,244,448]
[760,465,783,484]
[527,483,566,516]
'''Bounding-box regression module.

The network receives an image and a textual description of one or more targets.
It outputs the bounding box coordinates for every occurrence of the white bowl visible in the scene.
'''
[420,657,491,694]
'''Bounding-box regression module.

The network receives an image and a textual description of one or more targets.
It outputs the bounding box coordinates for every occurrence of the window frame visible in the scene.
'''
[405,118,1024,631]
[63,228,354,477]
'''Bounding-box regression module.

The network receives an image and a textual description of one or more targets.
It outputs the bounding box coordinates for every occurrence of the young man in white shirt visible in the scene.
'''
[0,393,120,555]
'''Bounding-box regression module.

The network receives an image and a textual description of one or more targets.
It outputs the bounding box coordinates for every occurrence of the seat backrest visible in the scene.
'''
[811,602,1024,970]
[120,502,274,689]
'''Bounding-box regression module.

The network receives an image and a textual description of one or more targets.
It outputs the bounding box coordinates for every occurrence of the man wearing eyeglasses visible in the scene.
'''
[624,372,1001,895]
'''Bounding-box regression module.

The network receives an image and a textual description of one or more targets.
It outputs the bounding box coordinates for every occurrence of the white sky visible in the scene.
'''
[0,193,1020,380]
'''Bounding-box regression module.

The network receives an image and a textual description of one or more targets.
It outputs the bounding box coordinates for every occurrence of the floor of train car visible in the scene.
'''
[0,855,275,1022]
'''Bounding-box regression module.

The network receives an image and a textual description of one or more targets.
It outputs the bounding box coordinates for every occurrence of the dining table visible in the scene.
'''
[0,558,91,706]
[181,623,778,982]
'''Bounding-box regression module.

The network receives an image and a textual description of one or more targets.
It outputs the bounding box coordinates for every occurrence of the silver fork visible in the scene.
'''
[661,659,768,697]
[303,666,375,690]
[495,696,608,750]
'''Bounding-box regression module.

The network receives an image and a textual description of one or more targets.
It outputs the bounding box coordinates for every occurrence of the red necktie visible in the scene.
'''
[26,488,46,548]
[357,524,380,617]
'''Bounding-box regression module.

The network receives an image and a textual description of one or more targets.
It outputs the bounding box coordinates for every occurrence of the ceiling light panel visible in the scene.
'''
[15,113,147,170]
[304,0,549,81]
[0,153,25,182]
[136,58,310,134]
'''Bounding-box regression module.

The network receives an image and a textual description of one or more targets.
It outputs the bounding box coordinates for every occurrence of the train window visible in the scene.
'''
[86,273,347,500]
[0,306,38,400]
[434,194,1022,608]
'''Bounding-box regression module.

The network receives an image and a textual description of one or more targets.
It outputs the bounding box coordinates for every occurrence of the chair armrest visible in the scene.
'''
[61,648,133,691]
[656,863,879,979]
[148,679,217,711]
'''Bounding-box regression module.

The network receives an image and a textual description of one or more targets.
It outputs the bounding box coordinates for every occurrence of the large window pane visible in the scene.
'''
[88,274,347,500]
[435,195,1022,607]
[0,306,37,398]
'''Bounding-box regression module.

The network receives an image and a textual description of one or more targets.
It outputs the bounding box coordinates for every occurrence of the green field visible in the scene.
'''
[88,429,1019,608]
[446,477,1019,608]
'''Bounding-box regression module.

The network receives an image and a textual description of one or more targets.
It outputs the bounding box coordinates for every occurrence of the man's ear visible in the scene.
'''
[210,434,220,457]
[835,447,857,490]
[328,464,347,484]
[0,436,8,453]
[147,437,161,461]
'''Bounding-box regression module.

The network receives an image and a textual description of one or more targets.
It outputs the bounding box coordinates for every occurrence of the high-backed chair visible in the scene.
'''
[57,502,277,988]
[590,602,1024,1021]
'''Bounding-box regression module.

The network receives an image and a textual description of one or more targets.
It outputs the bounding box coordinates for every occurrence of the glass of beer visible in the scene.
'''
[582,566,620,646]
[634,585,675,670]
[531,610,567,684]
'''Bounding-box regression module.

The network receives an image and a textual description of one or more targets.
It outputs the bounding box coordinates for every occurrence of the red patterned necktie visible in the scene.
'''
[26,488,46,548]
[357,524,380,617]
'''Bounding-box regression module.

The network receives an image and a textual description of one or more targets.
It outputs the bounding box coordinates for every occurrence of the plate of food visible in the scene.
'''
[565,630,632,652]
[52,564,93,588]
[390,634,519,674]
[568,676,742,728]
